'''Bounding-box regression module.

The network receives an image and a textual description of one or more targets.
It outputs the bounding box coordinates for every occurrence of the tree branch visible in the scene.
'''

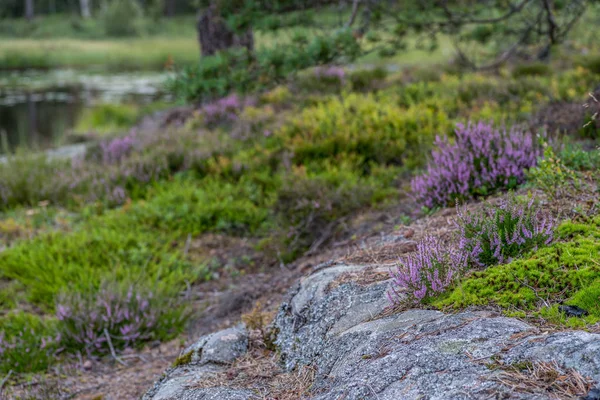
[346,0,361,27]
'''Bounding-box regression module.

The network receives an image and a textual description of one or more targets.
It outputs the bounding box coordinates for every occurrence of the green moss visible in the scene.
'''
[172,350,194,367]
[433,217,600,326]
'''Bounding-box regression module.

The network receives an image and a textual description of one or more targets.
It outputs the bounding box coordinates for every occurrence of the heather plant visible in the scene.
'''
[388,236,465,304]
[200,94,256,127]
[434,216,600,327]
[456,196,554,268]
[56,281,188,356]
[411,122,541,208]
[526,144,580,200]
[100,133,138,164]
[0,313,60,374]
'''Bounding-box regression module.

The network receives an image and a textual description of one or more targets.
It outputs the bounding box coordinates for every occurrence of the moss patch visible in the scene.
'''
[433,216,600,326]
[172,350,194,367]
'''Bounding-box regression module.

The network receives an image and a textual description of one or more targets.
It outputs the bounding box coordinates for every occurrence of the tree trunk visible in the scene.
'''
[25,0,34,21]
[80,0,91,18]
[165,0,175,17]
[196,5,254,57]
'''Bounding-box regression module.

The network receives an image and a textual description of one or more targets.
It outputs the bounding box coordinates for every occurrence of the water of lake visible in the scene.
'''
[0,69,172,152]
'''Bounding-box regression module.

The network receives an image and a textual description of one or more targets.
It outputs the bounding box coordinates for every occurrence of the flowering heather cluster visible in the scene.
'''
[389,197,554,304]
[201,94,255,127]
[56,283,186,356]
[388,236,466,303]
[456,197,554,267]
[100,133,137,164]
[412,122,541,208]
[314,65,346,81]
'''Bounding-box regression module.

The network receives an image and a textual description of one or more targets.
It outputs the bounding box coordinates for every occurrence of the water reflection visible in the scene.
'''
[0,91,84,151]
[0,69,172,153]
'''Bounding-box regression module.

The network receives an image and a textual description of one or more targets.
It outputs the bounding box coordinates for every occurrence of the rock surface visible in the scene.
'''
[144,262,600,399]
[142,325,251,400]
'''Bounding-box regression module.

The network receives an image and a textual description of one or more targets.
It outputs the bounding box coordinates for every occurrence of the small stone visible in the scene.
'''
[83,360,93,370]
[559,305,589,317]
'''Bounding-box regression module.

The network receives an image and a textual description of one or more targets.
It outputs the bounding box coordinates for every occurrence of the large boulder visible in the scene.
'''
[145,261,600,399]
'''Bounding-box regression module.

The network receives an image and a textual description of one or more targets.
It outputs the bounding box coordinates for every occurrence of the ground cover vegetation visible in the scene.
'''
[0,0,599,387]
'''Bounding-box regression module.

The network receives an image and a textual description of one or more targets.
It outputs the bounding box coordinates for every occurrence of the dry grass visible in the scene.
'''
[326,266,390,293]
[194,350,316,400]
[492,360,593,399]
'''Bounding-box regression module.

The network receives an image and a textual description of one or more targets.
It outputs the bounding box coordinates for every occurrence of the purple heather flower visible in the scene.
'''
[412,122,541,208]
[388,235,464,304]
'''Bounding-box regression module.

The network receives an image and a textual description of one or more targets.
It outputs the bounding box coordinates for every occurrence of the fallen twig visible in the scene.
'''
[104,328,127,366]
[0,370,13,392]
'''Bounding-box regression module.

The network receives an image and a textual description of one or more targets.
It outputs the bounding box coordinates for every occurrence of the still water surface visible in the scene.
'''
[0,69,172,152]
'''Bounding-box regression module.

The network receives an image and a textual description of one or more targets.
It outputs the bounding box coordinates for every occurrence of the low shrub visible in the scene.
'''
[559,144,600,171]
[199,94,255,128]
[168,29,361,102]
[278,92,450,169]
[411,121,541,208]
[56,281,187,356]
[348,67,388,92]
[434,216,600,326]
[512,62,551,78]
[526,144,580,200]
[388,236,465,304]
[456,196,554,268]
[297,65,346,92]
[578,54,600,74]
[0,313,60,374]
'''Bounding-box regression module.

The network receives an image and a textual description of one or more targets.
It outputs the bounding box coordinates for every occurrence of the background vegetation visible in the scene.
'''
[0,0,599,388]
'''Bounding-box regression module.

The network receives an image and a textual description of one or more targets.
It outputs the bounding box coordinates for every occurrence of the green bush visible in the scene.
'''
[578,54,600,74]
[0,313,59,374]
[276,92,450,169]
[512,62,552,78]
[102,0,144,37]
[168,28,361,102]
[349,67,388,92]
[526,145,580,200]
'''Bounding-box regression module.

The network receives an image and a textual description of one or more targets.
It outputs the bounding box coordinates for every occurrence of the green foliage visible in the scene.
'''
[0,211,199,309]
[511,62,552,78]
[102,0,144,37]
[169,28,361,102]
[434,216,600,326]
[578,54,600,74]
[277,92,451,169]
[0,152,72,209]
[559,144,600,171]
[74,103,140,134]
[0,313,59,374]
[273,163,397,260]
[456,196,554,268]
[348,67,388,92]
[526,144,580,200]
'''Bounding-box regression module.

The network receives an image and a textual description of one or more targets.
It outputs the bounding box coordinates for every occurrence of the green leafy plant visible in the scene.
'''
[456,196,554,268]
[526,144,580,199]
